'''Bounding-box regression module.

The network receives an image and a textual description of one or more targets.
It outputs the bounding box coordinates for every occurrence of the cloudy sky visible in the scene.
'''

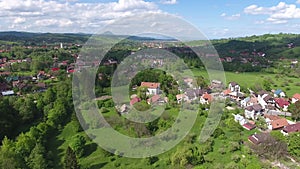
[1,0,300,39]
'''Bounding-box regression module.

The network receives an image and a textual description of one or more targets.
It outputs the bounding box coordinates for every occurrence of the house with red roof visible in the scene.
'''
[200,93,212,104]
[141,82,160,95]
[292,93,300,104]
[130,97,141,106]
[274,98,290,111]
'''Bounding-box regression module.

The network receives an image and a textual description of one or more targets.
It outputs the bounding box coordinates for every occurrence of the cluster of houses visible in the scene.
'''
[0,70,54,96]
[219,81,300,145]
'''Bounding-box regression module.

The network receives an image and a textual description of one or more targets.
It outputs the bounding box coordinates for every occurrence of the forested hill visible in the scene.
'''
[211,33,300,59]
[1,31,300,61]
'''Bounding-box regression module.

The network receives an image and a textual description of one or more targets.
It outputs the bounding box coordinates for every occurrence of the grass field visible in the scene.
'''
[185,68,300,97]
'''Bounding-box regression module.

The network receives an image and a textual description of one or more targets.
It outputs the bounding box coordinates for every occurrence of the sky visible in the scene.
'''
[1,0,300,39]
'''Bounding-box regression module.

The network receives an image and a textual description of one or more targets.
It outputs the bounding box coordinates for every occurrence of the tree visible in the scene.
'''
[64,146,79,169]
[288,133,300,158]
[262,80,271,91]
[137,86,148,100]
[0,137,24,169]
[195,76,208,89]
[70,135,86,157]
[27,143,47,169]
[288,101,300,121]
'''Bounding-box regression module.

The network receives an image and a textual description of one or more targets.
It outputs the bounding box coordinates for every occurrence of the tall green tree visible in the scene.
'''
[27,143,47,169]
[288,101,300,121]
[64,146,80,169]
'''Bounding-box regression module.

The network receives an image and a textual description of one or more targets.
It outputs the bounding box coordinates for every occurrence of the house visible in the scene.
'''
[243,122,256,131]
[281,123,300,136]
[244,104,262,120]
[183,78,194,88]
[211,80,223,89]
[233,114,247,125]
[258,93,275,109]
[273,89,286,98]
[228,91,244,101]
[147,95,164,105]
[228,82,241,93]
[274,98,290,111]
[0,82,10,92]
[1,90,14,96]
[185,89,197,101]
[116,104,129,114]
[292,93,300,103]
[141,82,160,95]
[265,115,289,130]
[241,97,250,107]
[130,97,141,106]
[248,133,269,145]
[222,89,231,97]
[176,94,187,103]
[200,93,212,104]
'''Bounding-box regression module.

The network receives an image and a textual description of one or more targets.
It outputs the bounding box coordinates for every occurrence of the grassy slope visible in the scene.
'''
[187,68,300,97]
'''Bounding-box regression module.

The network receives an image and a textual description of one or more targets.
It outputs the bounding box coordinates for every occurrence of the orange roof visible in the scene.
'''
[293,93,300,100]
[141,82,160,89]
[176,94,186,100]
[264,114,281,121]
[271,118,289,130]
[223,89,231,95]
[203,93,212,102]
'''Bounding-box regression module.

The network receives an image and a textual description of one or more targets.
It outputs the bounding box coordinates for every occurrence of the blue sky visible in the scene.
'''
[0,0,300,39]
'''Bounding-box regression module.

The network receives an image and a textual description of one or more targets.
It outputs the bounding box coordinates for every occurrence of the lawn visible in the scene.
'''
[185,68,300,97]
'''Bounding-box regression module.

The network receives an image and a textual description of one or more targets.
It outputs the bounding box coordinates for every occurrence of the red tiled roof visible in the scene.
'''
[202,93,212,102]
[271,118,289,130]
[150,95,160,103]
[141,82,160,89]
[130,97,141,106]
[293,93,300,100]
[223,89,231,95]
[243,123,256,130]
[274,98,290,108]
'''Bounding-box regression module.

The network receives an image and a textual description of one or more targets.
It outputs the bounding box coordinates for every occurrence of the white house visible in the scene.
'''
[273,89,286,98]
[141,82,160,95]
[176,94,188,104]
[258,93,275,109]
[233,114,247,125]
[244,104,262,120]
[228,82,241,93]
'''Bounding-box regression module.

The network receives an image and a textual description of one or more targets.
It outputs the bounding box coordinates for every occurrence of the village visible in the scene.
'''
[126,77,300,146]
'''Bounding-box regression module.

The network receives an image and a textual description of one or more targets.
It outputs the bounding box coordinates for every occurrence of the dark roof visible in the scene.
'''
[258,90,269,96]
[252,104,262,112]
[229,82,238,87]
[283,123,300,133]
[245,106,253,111]
[185,89,196,99]
[263,95,273,102]
[248,133,269,145]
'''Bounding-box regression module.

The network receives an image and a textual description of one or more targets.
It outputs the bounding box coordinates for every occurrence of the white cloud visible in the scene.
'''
[297,0,300,4]
[13,17,26,24]
[220,13,240,20]
[220,13,226,17]
[160,0,177,5]
[244,2,300,24]
[0,0,161,32]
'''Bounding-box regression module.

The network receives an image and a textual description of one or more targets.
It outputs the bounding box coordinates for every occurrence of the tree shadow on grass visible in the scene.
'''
[89,162,108,169]
[83,142,98,157]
